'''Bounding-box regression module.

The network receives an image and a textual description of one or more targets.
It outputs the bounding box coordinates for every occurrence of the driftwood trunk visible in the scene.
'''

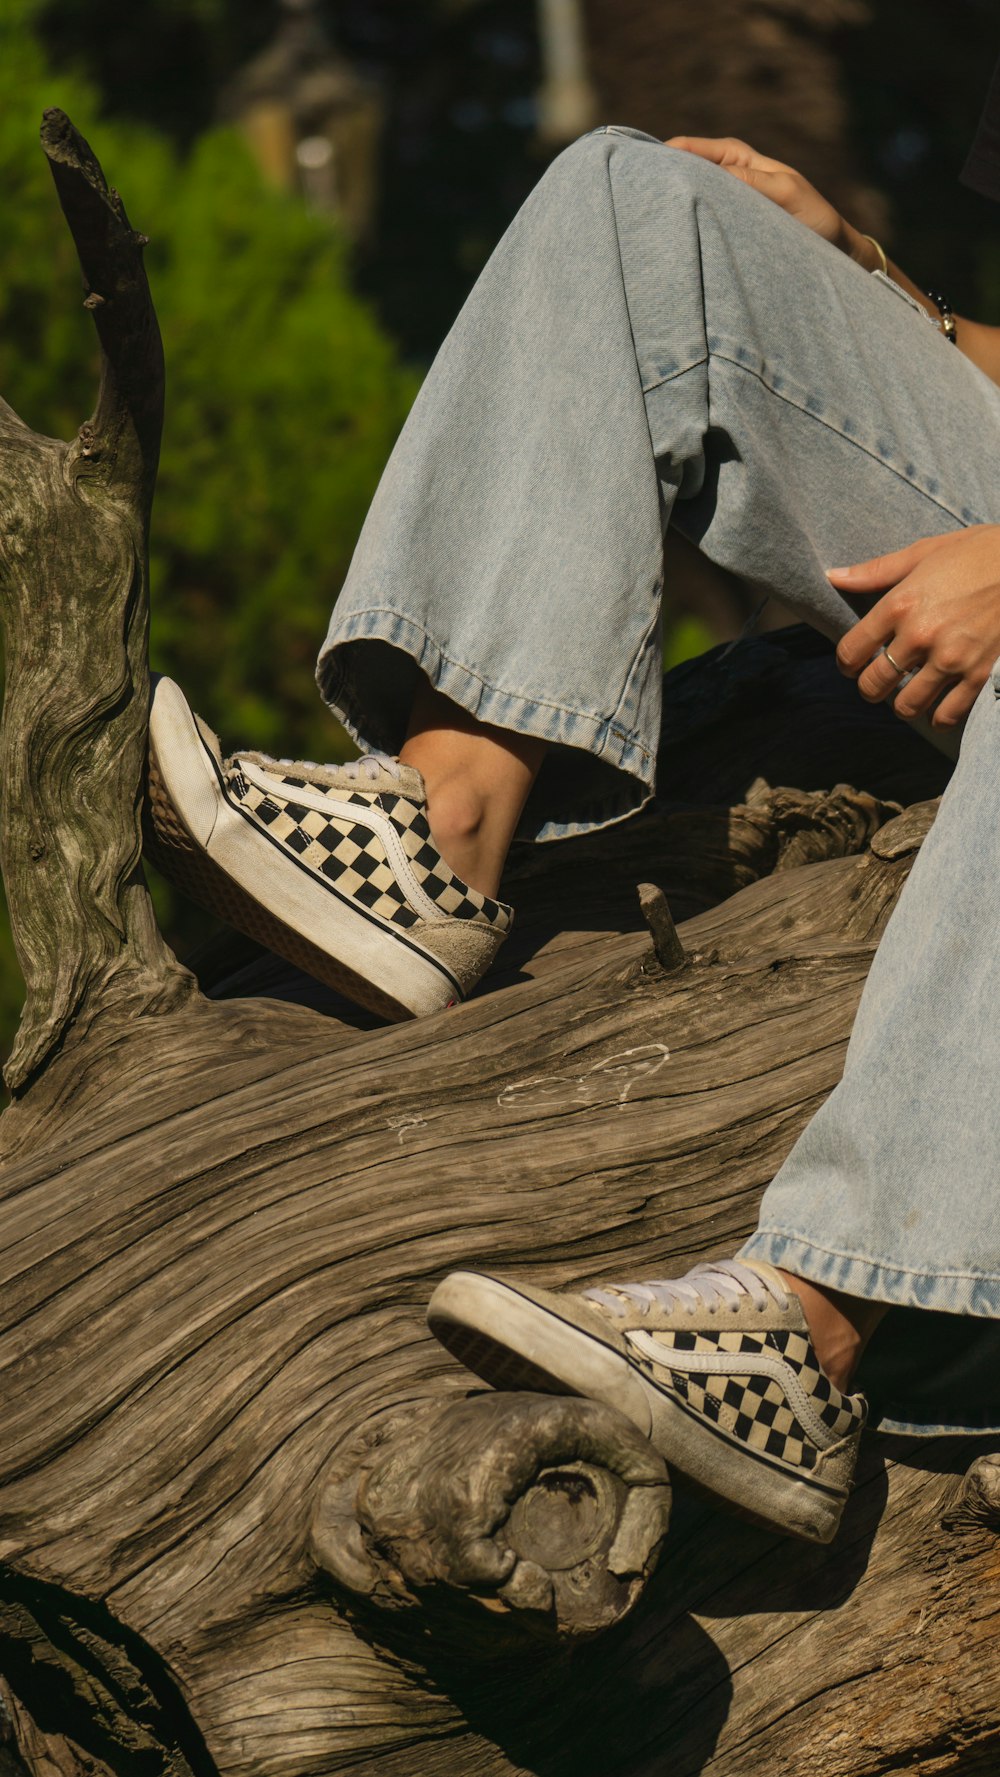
[0,114,996,1777]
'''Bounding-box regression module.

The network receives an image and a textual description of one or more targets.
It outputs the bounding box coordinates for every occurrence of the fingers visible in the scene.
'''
[880,659,954,716]
[830,525,1000,732]
[665,135,751,163]
[854,646,920,704]
[835,590,899,679]
[837,586,939,708]
[847,637,988,725]
[826,533,950,594]
[665,135,784,173]
[928,677,985,728]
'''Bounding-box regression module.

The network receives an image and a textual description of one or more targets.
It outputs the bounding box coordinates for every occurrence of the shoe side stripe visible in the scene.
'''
[195,736,465,995]
[625,1332,844,1452]
[236,760,380,816]
[662,1384,850,1501]
[236,762,448,926]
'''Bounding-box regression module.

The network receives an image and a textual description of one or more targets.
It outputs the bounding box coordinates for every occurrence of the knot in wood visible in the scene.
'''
[311,1393,671,1653]
[507,1463,615,1571]
[868,798,939,860]
[76,421,99,459]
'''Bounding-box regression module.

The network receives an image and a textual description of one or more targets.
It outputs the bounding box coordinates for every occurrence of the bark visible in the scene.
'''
[0,111,194,1094]
[1,111,998,1777]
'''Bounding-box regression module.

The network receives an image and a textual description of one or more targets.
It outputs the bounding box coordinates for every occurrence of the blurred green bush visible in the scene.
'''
[0,2,420,1072]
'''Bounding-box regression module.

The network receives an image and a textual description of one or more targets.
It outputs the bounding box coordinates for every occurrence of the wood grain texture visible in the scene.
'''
[0,1583,203,1777]
[3,817,999,1776]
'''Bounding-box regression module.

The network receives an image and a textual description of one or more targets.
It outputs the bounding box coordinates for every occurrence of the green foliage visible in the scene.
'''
[663,616,716,674]
[0,10,419,1072]
[143,129,419,753]
[0,22,418,755]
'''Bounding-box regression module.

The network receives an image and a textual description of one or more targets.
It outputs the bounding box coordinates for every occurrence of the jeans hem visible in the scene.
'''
[741,1230,1000,1438]
[740,1229,1000,1318]
[317,607,657,841]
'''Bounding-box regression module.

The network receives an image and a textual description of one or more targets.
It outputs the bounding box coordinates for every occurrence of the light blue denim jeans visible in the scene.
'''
[319,128,1000,1435]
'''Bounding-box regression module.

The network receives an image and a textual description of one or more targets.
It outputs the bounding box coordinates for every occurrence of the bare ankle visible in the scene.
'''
[421,778,497,896]
[399,683,546,900]
[778,1270,887,1393]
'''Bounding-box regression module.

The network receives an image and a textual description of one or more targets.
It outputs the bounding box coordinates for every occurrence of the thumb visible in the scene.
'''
[826,536,944,591]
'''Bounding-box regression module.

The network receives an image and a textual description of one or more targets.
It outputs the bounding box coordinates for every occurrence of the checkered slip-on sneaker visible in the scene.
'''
[427,1259,866,1544]
[144,675,513,1021]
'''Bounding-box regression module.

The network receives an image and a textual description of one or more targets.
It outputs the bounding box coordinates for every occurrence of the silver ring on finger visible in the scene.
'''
[883,646,907,675]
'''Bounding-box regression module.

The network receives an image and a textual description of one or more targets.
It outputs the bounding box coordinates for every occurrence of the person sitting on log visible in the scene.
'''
[146,67,1000,1546]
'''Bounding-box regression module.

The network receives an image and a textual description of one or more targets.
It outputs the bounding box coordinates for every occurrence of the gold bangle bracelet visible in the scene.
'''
[861,233,889,276]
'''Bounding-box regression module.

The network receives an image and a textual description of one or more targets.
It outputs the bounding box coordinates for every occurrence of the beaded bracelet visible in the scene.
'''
[926,289,958,344]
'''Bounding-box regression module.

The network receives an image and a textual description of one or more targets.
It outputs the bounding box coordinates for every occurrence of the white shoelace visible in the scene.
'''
[251,751,403,784]
[338,752,402,784]
[583,1258,789,1319]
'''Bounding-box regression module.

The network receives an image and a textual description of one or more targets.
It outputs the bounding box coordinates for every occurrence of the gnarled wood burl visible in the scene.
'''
[0,113,997,1777]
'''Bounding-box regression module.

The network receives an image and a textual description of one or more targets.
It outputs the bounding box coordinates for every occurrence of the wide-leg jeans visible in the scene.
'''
[319,127,1000,1433]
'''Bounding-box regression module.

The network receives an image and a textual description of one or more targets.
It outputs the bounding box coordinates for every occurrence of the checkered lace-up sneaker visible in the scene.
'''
[144,675,512,1020]
[427,1258,866,1543]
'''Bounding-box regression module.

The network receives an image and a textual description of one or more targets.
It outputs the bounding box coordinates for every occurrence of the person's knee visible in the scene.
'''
[540,127,616,194]
[544,127,722,207]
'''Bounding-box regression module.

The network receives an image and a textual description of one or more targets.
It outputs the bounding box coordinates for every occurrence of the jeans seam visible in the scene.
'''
[641,354,709,396]
[329,608,657,764]
[708,350,986,525]
[599,137,675,736]
[608,594,663,737]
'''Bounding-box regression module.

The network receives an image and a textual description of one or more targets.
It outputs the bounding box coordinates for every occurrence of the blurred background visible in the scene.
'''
[1,0,998,1072]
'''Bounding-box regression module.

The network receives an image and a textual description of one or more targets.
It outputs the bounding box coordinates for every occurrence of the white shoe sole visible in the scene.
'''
[428,1273,851,1544]
[145,676,462,1021]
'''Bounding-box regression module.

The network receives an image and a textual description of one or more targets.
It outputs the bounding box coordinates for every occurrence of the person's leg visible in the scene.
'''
[145,674,519,1021]
[153,129,1000,1038]
[426,680,1000,1536]
[776,1274,887,1391]
[400,683,546,898]
[319,125,1000,848]
[427,1258,868,1544]
[743,670,1000,1334]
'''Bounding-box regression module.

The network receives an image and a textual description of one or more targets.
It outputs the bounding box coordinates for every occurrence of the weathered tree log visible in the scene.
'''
[311,1393,671,1653]
[2,112,999,1777]
[0,112,330,1103]
[5,818,1000,1776]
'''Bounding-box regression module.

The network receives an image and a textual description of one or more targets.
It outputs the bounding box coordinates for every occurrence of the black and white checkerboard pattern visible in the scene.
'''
[377,790,511,928]
[228,770,512,935]
[644,1327,863,1470]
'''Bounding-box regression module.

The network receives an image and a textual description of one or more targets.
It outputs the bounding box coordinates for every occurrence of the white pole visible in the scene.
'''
[537,0,598,144]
